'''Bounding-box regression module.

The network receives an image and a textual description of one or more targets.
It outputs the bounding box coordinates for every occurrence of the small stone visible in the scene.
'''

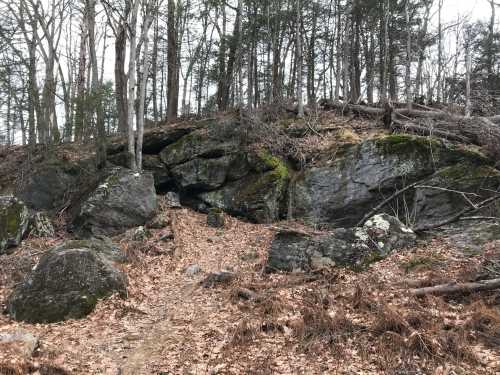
[185,264,201,276]
[200,271,235,288]
[159,229,174,242]
[207,208,225,228]
[133,226,150,241]
[240,251,259,262]
[146,216,168,229]
[0,329,39,358]
[165,191,181,208]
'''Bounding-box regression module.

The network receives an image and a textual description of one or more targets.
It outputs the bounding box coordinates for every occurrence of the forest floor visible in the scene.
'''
[1,198,499,374]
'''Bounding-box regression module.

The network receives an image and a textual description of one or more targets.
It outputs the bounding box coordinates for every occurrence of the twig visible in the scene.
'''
[410,278,500,297]
[414,194,500,232]
[356,180,422,226]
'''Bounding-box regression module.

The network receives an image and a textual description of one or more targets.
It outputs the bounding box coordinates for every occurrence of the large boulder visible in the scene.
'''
[267,214,416,272]
[15,155,96,212]
[289,135,494,228]
[7,238,127,323]
[108,153,175,191]
[73,168,157,236]
[171,155,238,190]
[159,121,241,167]
[0,196,29,255]
[198,152,290,223]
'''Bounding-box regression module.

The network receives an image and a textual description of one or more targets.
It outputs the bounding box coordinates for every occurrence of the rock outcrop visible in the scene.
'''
[7,238,127,323]
[288,135,498,228]
[0,196,29,255]
[267,214,416,272]
[14,117,500,231]
[73,168,157,236]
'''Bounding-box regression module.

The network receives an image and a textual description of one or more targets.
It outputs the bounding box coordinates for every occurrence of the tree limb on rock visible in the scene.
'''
[410,278,500,297]
[414,194,500,232]
[356,180,422,226]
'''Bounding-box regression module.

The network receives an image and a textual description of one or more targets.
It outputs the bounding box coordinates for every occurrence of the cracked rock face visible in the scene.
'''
[288,136,497,228]
[266,214,416,272]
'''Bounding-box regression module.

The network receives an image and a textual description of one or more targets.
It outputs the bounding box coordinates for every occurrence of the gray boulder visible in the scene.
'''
[159,122,241,167]
[16,156,96,212]
[0,196,29,255]
[107,122,199,155]
[198,152,290,223]
[289,135,493,228]
[74,168,157,236]
[267,214,415,272]
[108,153,174,191]
[171,155,236,190]
[7,238,127,323]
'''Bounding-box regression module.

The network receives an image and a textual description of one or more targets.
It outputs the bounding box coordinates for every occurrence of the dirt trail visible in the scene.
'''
[115,209,271,374]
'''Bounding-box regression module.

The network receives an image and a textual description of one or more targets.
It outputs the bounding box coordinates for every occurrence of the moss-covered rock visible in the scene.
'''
[198,153,290,223]
[7,238,127,323]
[266,214,415,272]
[0,196,29,255]
[159,126,241,167]
[289,135,498,228]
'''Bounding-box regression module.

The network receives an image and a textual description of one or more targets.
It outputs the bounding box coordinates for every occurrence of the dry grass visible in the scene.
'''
[466,301,500,347]
[294,306,356,351]
[229,318,259,346]
[372,305,410,336]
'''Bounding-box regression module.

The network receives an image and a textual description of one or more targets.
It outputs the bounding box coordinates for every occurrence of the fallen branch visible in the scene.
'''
[391,121,471,143]
[414,194,500,232]
[356,180,422,226]
[410,278,500,297]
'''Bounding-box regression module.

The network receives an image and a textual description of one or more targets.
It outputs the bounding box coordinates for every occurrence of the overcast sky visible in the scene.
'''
[440,0,493,22]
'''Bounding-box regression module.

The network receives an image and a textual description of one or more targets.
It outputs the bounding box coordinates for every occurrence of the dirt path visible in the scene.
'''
[113,209,271,374]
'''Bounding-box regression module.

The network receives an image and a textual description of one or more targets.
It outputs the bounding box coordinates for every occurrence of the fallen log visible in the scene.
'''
[391,121,471,143]
[319,99,500,125]
[410,278,500,297]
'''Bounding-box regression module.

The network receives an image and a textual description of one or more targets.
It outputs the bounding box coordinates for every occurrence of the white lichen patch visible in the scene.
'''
[364,214,391,232]
[400,226,414,234]
[354,228,369,242]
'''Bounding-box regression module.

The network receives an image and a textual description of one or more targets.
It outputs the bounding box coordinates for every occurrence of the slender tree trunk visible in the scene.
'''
[115,18,129,135]
[87,0,106,168]
[167,0,179,121]
[137,12,152,170]
[127,0,140,170]
[296,0,304,118]
[405,0,412,109]
[465,32,472,117]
